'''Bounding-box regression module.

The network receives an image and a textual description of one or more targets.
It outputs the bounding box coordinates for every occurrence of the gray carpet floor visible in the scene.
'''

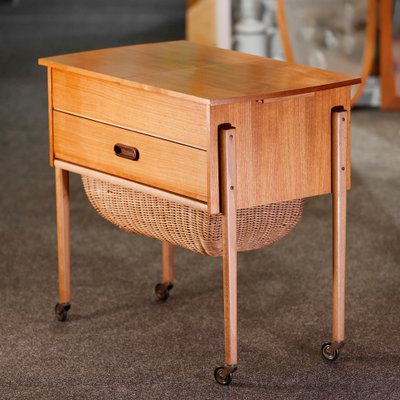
[1,1,400,399]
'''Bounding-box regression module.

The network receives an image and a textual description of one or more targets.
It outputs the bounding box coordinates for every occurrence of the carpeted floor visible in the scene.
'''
[1,1,399,399]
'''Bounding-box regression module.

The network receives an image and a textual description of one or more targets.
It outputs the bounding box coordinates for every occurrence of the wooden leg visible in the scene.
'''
[55,167,71,321]
[155,241,174,301]
[214,125,238,385]
[332,110,348,343]
[322,109,348,360]
[162,241,174,283]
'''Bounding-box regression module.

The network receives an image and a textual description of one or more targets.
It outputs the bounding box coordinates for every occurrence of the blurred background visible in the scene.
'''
[187,0,400,109]
[0,1,399,399]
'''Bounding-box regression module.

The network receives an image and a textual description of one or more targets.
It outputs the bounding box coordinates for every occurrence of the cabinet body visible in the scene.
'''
[43,42,356,214]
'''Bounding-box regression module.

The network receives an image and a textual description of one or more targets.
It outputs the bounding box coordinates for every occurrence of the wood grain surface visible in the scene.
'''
[51,69,209,149]
[39,40,360,105]
[162,241,174,284]
[53,111,208,202]
[41,41,357,214]
[55,167,71,304]
[332,110,348,343]
[54,160,208,212]
[209,87,351,212]
[47,68,54,166]
[220,126,238,366]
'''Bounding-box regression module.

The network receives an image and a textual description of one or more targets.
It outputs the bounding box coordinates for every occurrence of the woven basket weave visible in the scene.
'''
[82,176,304,256]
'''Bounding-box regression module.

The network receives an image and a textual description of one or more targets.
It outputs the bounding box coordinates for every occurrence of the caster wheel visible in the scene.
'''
[321,342,340,361]
[214,366,235,385]
[155,282,173,301]
[55,302,71,322]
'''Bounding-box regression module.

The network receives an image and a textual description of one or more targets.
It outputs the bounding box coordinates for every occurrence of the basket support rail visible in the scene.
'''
[54,160,208,212]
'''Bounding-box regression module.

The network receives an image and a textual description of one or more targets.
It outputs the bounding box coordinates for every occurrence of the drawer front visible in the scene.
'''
[52,69,209,149]
[53,111,208,202]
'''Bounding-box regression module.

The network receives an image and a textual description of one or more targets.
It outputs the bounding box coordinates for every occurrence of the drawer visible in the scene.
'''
[52,69,209,149]
[53,111,208,202]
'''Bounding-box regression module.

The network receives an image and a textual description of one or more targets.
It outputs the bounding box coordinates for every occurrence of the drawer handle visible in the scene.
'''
[114,143,139,161]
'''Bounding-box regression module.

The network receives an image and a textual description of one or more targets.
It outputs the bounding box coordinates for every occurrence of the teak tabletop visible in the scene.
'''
[39,40,360,385]
[39,40,359,105]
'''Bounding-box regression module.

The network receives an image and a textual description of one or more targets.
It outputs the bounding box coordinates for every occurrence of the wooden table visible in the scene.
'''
[39,41,360,385]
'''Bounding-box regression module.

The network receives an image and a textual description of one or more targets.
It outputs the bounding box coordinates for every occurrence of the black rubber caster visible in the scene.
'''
[214,365,236,385]
[55,302,71,322]
[155,282,173,301]
[321,342,340,361]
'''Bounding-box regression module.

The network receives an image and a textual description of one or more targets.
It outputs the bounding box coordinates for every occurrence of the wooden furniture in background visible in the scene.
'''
[186,0,231,49]
[39,41,359,385]
[277,0,377,107]
[380,0,400,110]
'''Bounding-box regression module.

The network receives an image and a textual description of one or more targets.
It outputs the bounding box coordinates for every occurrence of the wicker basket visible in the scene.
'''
[82,176,304,256]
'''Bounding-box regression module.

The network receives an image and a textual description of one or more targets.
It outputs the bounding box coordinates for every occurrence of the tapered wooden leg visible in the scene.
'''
[214,125,238,386]
[155,241,174,301]
[55,167,71,321]
[162,241,174,283]
[332,110,348,343]
[322,110,348,360]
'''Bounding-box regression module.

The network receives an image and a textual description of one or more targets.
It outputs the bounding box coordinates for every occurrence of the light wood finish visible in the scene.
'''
[162,242,174,283]
[40,41,359,214]
[220,126,238,366]
[55,167,71,304]
[209,87,351,213]
[51,69,208,149]
[380,0,400,110]
[53,111,208,202]
[332,110,348,343]
[47,68,54,166]
[40,42,358,374]
[54,160,208,212]
[39,41,359,106]
[276,0,376,107]
[186,0,217,47]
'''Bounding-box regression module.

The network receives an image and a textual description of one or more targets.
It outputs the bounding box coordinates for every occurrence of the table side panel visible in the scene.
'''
[209,87,351,211]
[53,111,208,202]
[51,69,209,149]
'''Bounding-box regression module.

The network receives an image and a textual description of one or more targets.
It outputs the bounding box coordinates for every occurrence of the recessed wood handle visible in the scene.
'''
[114,143,139,161]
